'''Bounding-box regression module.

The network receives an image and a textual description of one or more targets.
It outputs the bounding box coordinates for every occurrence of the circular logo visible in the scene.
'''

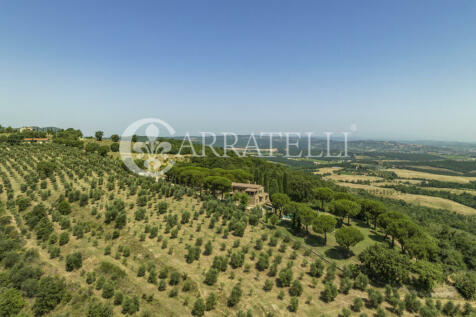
[120,118,176,177]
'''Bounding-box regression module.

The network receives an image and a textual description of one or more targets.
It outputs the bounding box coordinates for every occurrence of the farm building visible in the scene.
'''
[231,182,269,206]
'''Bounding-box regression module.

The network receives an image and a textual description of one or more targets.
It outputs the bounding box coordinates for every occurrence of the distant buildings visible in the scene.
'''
[20,126,34,133]
[231,182,269,206]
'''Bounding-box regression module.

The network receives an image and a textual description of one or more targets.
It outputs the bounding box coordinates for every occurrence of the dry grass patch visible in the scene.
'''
[337,182,476,215]
[385,168,476,183]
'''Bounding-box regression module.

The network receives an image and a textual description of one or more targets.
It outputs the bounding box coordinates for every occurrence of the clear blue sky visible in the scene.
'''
[1,0,475,141]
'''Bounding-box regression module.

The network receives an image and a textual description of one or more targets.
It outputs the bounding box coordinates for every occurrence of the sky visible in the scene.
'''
[1,0,475,141]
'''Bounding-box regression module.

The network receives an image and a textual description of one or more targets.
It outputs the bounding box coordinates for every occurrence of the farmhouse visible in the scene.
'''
[231,182,269,206]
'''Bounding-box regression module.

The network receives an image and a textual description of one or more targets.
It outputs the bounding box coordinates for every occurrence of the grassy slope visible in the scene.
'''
[0,145,471,316]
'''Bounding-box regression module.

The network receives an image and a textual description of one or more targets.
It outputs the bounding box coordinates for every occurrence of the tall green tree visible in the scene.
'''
[204,176,232,199]
[359,244,411,285]
[335,226,364,255]
[299,205,315,232]
[313,187,334,209]
[111,134,120,142]
[360,199,386,228]
[312,214,337,245]
[412,260,443,294]
[377,211,407,247]
[95,131,104,141]
[331,199,361,224]
[271,193,290,217]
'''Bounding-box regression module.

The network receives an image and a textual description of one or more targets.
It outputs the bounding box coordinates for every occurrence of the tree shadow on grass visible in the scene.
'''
[368,233,385,243]
[279,220,304,237]
[277,220,326,247]
[304,234,325,247]
[324,247,353,260]
[355,221,370,229]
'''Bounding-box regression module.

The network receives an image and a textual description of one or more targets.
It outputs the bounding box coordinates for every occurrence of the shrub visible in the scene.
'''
[375,307,386,317]
[212,256,228,272]
[159,267,169,279]
[420,305,438,317]
[137,265,146,277]
[442,301,458,317]
[227,283,242,307]
[354,272,369,290]
[230,252,245,269]
[205,293,217,311]
[86,272,96,284]
[192,298,205,316]
[324,263,336,282]
[289,280,303,297]
[404,291,421,313]
[59,232,69,246]
[65,252,82,271]
[321,282,338,302]
[203,241,213,256]
[148,269,157,284]
[352,297,363,312]
[454,272,476,299]
[134,208,146,221]
[114,292,123,305]
[110,142,119,152]
[309,259,325,277]
[97,261,126,280]
[268,263,278,277]
[96,276,105,290]
[58,200,71,215]
[158,202,168,214]
[36,218,54,241]
[289,297,299,312]
[0,288,25,317]
[182,280,193,292]
[256,252,270,271]
[87,301,113,317]
[462,303,474,316]
[278,268,293,287]
[185,246,200,263]
[21,278,38,298]
[121,295,139,315]
[169,272,180,285]
[32,276,65,316]
[102,280,115,299]
[204,268,219,286]
[263,279,274,291]
[367,289,384,308]
[158,280,166,291]
[340,277,352,294]
[168,287,179,297]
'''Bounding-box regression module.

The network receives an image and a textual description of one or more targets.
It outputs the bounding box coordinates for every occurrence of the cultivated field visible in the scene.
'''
[384,168,476,184]
[316,166,476,215]
[0,144,406,316]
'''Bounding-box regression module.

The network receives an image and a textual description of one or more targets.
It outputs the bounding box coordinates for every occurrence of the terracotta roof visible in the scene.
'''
[232,182,263,189]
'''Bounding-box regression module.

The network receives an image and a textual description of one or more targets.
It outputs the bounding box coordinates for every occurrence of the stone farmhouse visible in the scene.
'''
[231,182,269,206]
